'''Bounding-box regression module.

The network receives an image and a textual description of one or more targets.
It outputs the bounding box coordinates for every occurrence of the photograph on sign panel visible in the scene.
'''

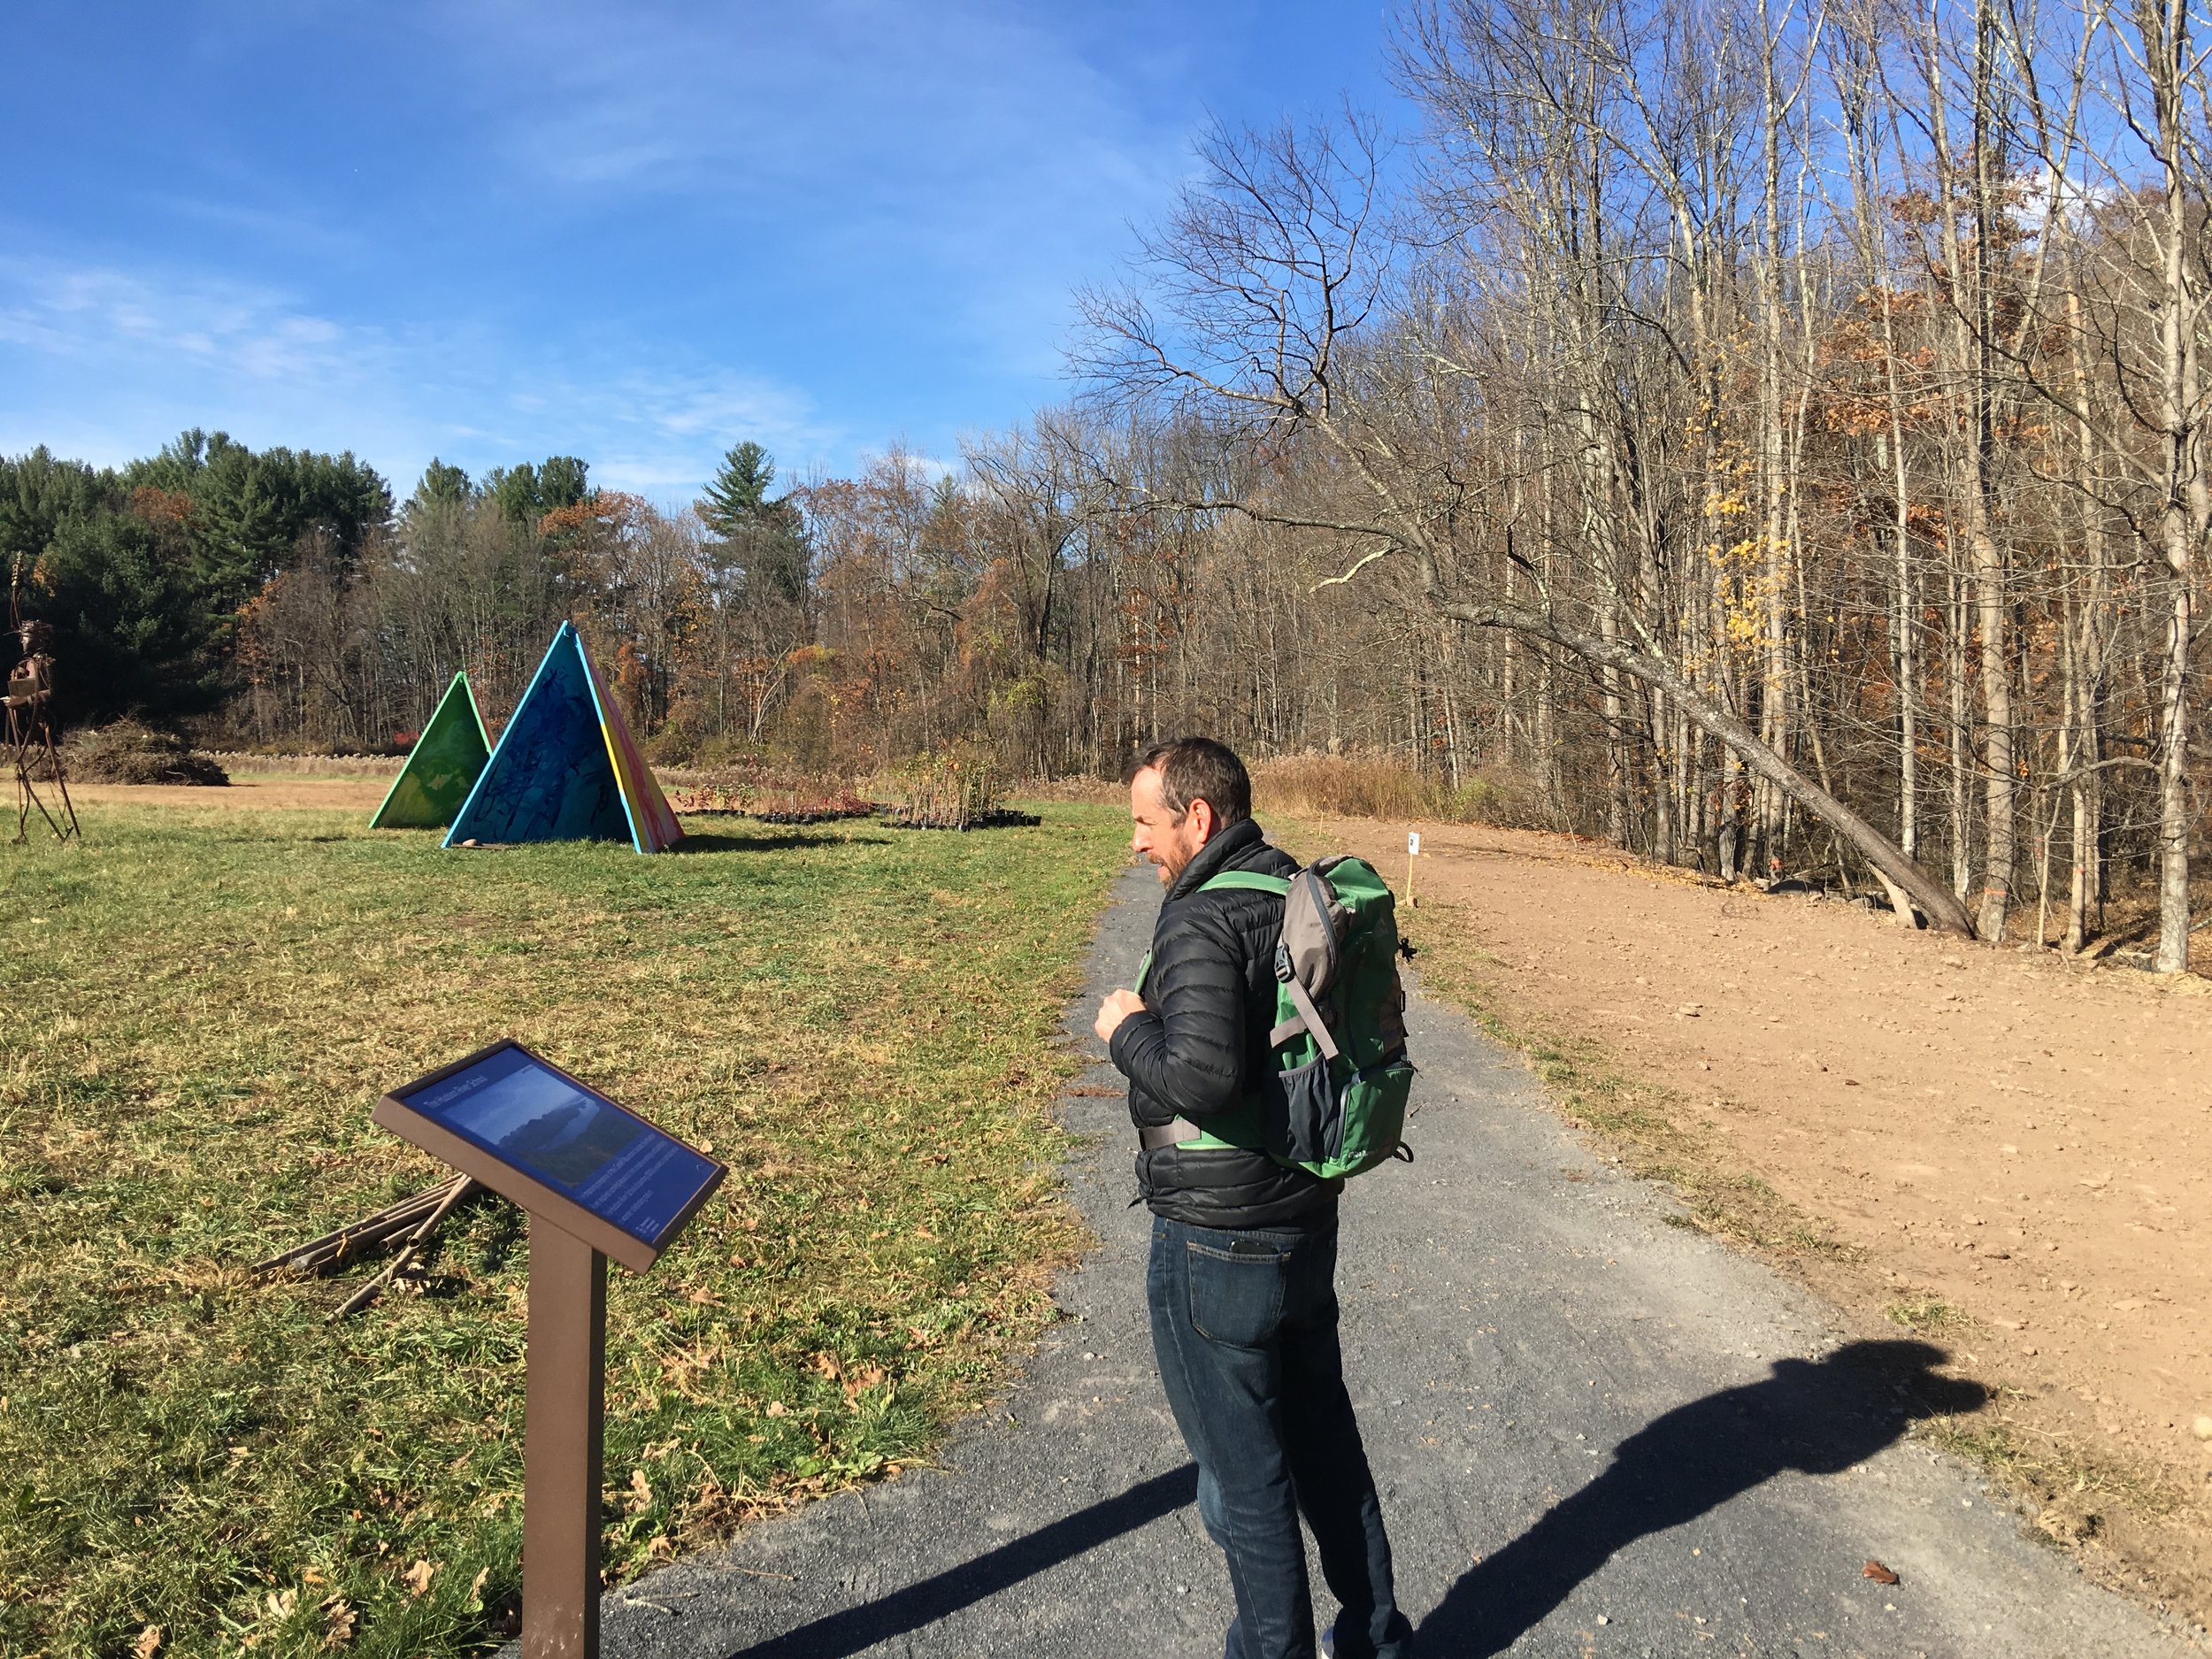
[439,1062,647,1189]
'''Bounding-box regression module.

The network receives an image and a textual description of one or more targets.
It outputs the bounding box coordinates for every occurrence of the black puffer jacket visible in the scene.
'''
[1108,818,1340,1229]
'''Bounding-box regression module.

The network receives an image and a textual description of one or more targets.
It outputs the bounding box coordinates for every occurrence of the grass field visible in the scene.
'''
[1,803,1127,1658]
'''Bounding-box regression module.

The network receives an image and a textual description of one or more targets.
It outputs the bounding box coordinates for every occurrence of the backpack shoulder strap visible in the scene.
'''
[1197,871,1293,895]
[1197,868,1344,1059]
[1141,872,1288,990]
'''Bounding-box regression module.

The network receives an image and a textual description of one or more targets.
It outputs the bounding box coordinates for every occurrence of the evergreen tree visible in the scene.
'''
[535,456,590,514]
[697,442,810,605]
[122,429,392,604]
[1,448,125,580]
[698,441,778,541]
[39,503,222,724]
[406,458,472,519]
[484,456,591,526]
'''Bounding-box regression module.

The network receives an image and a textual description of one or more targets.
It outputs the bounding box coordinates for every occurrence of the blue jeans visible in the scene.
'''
[1147,1215,1413,1659]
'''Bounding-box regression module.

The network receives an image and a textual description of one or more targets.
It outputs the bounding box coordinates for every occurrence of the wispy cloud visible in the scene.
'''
[3,1,1383,491]
[481,366,841,495]
[0,258,370,383]
[420,0,1196,375]
[0,251,836,495]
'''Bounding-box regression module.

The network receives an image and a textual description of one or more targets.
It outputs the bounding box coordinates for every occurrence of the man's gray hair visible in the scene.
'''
[1126,736,1252,828]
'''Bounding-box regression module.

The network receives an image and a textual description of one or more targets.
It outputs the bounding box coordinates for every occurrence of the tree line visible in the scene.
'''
[1073,0,2212,968]
[6,0,2208,965]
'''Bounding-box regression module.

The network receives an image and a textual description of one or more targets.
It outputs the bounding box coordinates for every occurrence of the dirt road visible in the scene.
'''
[1300,814,2212,1620]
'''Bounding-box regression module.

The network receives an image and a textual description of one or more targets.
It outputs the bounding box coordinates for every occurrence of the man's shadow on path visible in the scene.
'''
[720,1464,1200,1659]
[716,1341,1977,1658]
[1416,1339,1986,1655]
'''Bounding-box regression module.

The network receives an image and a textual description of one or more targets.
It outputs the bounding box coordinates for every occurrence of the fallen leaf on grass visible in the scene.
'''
[401,1558,437,1597]
[468,1567,489,1607]
[626,1468,654,1514]
[134,1626,163,1659]
[1862,1560,1900,1586]
[264,1589,297,1620]
[321,1599,357,1648]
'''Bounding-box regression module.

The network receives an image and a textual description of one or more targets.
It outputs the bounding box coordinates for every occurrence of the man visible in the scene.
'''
[1093,737,1413,1659]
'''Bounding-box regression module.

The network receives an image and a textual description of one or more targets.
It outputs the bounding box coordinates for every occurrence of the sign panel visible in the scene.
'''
[1408,831,1421,856]
[376,1041,724,1271]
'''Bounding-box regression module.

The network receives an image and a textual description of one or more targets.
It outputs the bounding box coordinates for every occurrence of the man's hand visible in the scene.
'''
[1093,987,1147,1045]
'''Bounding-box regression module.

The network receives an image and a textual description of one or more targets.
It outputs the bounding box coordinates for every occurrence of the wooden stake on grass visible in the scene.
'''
[250,1180,456,1275]
[330,1174,479,1322]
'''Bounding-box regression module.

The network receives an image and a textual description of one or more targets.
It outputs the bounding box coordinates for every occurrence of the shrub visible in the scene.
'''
[881,744,1006,828]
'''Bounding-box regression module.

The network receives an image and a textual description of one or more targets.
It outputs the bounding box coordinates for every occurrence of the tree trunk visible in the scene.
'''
[2147,0,2203,972]
[1432,590,1977,933]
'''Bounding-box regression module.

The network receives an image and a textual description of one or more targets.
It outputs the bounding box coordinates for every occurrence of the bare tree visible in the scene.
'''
[1079,86,1979,932]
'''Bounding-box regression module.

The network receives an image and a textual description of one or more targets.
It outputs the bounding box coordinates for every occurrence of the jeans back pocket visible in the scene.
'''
[1185,1239,1293,1348]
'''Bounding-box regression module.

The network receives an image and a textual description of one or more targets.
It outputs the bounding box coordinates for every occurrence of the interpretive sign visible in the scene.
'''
[376,1040,722,1272]
[373,1041,725,1659]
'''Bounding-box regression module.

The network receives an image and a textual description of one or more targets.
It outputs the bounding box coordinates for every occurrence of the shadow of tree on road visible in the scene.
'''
[1417,1339,1986,1655]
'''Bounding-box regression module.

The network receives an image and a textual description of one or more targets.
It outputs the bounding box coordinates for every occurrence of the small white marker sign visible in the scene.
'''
[1408,831,1421,856]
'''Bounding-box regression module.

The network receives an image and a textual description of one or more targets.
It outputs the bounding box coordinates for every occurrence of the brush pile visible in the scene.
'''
[65,720,230,786]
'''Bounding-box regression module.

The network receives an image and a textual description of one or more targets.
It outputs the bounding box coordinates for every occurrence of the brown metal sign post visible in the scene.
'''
[373,1041,726,1659]
[522,1220,606,1659]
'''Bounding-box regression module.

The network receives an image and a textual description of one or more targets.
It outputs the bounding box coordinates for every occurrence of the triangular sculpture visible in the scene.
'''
[369,671,492,829]
[442,623,684,853]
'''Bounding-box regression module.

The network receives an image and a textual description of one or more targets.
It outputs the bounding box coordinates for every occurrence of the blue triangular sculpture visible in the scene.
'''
[445,624,654,850]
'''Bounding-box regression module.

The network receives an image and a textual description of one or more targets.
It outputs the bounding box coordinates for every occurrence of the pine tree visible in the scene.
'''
[697,442,778,541]
[410,458,472,516]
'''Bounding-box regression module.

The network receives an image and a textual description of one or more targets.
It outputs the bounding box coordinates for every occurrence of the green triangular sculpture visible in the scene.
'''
[370,672,493,829]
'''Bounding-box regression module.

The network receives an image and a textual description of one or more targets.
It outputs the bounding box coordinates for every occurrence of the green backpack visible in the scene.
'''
[1141,856,1416,1180]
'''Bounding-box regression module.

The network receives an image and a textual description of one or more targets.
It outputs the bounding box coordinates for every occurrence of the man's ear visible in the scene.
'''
[1188,796,1217,843]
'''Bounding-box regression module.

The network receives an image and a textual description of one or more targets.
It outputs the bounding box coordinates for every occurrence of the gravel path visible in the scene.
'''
[602,861,2193,1658]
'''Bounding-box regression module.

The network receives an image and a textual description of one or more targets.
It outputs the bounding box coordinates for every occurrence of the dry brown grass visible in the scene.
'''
[1251,753,1547,826]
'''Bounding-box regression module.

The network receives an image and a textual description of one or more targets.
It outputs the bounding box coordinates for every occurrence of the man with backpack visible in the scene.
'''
[1092,736,1416,1659]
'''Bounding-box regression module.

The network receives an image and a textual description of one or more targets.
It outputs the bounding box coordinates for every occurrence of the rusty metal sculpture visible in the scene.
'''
[6,606,78,844]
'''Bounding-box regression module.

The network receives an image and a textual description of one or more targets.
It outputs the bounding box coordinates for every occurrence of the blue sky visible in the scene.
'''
[1,2,1400,503]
